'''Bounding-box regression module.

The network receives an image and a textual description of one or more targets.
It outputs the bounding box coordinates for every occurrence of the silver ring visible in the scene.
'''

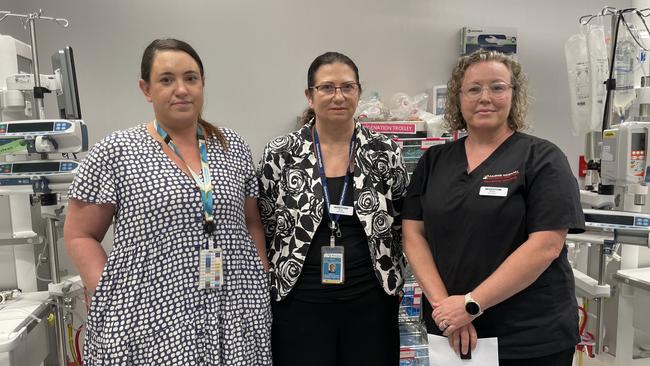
[440,319,449,330]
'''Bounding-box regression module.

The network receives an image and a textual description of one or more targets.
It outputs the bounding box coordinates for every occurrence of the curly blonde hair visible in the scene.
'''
[443,49,528,132]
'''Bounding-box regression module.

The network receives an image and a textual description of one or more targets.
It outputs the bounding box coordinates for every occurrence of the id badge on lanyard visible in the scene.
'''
[322,245,345,284]
[153,120,222,290]
[199,247,223,290]
[313,126,355,285]
[322,222,345,284]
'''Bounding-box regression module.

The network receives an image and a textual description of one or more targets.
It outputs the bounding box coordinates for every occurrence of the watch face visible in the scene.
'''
[465,302,480,316]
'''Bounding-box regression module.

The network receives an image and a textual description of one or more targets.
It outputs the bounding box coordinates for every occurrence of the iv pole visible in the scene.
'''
[0,9,70,366]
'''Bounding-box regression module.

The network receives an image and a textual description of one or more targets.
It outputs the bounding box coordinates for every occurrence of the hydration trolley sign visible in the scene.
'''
[361,122,418,135]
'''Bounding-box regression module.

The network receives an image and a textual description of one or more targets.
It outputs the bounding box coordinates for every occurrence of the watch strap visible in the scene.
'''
[465,292,483,317]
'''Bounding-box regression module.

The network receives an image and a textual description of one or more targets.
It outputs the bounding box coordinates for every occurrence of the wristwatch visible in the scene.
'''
[464,292,483,317]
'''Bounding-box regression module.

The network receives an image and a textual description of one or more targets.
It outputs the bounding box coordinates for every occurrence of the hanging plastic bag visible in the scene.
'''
[565,33,591,136]
[613,27,639,122]
[587,24,609,131]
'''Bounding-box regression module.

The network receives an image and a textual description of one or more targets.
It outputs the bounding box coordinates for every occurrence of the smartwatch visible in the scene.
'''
[464,292,483,317]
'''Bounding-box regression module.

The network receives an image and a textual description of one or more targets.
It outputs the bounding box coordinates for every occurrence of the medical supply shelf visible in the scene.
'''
[395,137,448,174]
[363,119,434,364]
[359,118,453,175]
[399,280,423,322]
[399,272,429,365]
[399,263,428,365]
[399,321,430,366]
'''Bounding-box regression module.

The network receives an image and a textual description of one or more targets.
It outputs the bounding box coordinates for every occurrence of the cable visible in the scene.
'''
[42,300,88,325]
[67,323,77,363]
[578,305,588,336]
[75,324,84,364]
[619,9,650,52]
[35,270,52,282]
[35,241,52,282]
[83,287,90,313]
[0,308,42,324]
[576,303,596,359]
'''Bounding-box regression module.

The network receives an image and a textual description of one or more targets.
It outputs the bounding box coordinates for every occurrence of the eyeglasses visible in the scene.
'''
[460,82,513,100]
[310,82,360,96]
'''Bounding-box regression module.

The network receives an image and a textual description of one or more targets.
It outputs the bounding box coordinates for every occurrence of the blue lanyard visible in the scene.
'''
[154,120,216,233]
[313,126,356,234]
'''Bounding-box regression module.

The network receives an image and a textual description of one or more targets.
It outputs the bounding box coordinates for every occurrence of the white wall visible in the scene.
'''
[0,0,627,172]
[0,0,22,38]
[634,0,650,9]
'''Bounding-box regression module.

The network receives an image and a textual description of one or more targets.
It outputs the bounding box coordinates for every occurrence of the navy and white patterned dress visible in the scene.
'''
[68,124,272,365]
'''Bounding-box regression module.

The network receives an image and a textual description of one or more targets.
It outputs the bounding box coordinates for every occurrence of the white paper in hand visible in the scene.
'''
[428,334,499,366]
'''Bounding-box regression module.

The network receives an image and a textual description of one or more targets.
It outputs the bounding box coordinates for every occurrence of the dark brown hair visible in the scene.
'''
[301,51,362,125]
[141,38,227,149]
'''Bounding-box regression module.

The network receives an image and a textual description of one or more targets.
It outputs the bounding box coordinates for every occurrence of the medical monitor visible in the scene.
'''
[51,46,81,119]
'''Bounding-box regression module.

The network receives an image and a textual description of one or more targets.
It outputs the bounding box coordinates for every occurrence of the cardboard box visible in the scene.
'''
[461,26,518,55]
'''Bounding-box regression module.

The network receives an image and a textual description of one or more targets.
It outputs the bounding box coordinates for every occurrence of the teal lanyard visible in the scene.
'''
[154,120,216,233]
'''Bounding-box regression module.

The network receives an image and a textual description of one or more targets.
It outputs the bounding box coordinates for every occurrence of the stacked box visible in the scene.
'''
[394,137,448,174]
[361,120,462,364]
[399,272,429,366]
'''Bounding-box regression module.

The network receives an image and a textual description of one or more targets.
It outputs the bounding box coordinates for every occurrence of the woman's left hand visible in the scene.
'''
[432,295,474,336]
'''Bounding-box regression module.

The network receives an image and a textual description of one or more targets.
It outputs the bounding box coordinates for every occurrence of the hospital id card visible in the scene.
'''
[199,248,223,290]
[321,246,345,284]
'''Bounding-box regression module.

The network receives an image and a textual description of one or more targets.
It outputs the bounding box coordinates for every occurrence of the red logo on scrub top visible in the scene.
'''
[483,170,520,183]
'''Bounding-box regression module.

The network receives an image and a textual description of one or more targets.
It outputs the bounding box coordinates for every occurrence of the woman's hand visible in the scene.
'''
[432,295,473,336]
[447,322,477,356]
[244,197,270,272]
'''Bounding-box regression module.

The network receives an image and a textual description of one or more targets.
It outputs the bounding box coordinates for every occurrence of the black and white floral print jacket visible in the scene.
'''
[258,120,409,301]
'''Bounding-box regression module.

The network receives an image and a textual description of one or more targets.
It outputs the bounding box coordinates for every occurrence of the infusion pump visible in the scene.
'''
[0,119,87,153]
[0,159,79,194]
[600,122,650,212]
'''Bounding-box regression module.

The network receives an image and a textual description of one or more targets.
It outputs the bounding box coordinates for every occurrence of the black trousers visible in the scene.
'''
[272,285,400,366]
[499,347,575,366]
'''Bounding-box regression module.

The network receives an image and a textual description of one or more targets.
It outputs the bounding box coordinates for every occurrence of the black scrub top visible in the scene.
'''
[402,132,585,359]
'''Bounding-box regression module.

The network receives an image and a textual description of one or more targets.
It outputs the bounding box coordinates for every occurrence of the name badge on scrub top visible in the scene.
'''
[321,246,345,284]
[329,204,354,216]
[479,186,508,197]
[199,248,223,290]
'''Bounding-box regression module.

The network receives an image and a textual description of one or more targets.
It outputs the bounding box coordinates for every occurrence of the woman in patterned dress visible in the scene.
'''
[258,51,409,366]
[64,38,272,365]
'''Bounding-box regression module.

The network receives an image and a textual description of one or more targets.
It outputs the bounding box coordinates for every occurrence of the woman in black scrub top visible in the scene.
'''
[258,52,409,366]
[402,49,585,366]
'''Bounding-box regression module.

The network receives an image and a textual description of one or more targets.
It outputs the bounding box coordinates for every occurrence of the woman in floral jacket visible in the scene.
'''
[258,51,409,366]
